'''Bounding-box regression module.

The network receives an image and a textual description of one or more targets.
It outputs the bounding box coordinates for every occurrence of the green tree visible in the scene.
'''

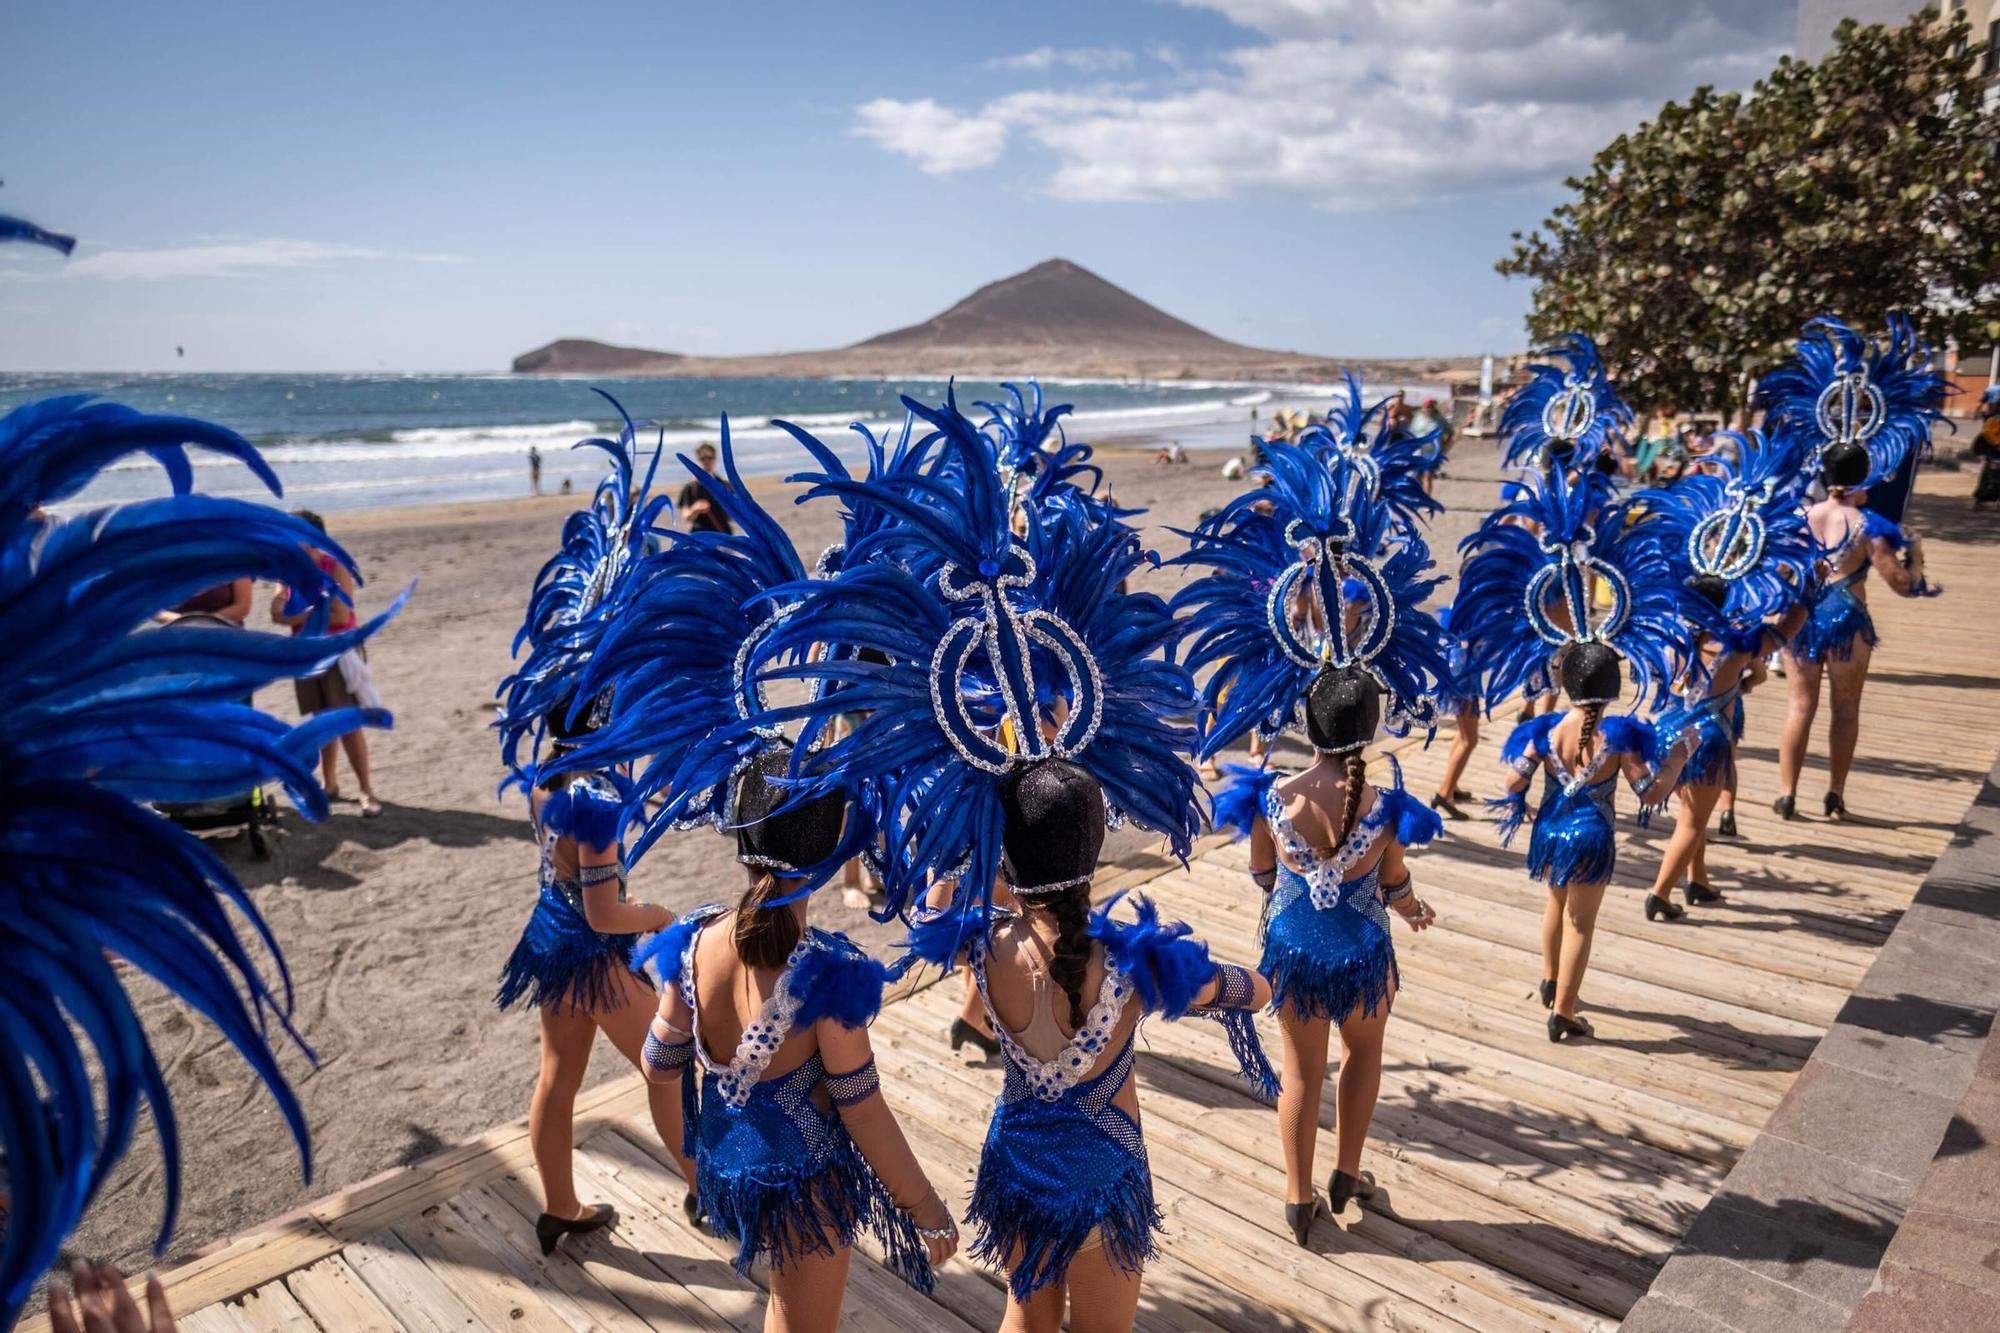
[1498,14,2000,419]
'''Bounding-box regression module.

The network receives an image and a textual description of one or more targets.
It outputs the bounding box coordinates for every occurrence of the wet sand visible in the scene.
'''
[64,433,1509,1280]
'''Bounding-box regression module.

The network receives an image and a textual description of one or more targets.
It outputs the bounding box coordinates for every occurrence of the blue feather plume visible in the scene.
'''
[1499,334,1632,471]
[1757,314,1950,486]
[0,213,75,257]
[1297,373,1442,532]
[0,400,402,1327]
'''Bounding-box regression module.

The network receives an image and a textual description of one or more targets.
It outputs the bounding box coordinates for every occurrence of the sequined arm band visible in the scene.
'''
[1250,867,1277,891]
[1381,873,1415,905]
[1508,753,1539,776]
[1194,963,1258,1014]
[578,863,624,887]
[642,1031,693,1074]
[824,1058,881,1108]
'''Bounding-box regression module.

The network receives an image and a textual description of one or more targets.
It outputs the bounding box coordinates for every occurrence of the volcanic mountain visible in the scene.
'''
[512,259,1472,382]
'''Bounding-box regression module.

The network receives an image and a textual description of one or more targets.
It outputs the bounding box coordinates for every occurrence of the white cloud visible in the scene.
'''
[63,238,470,281]
[852,1,1793,207]
[988,46,1135,73]
[851,98,1010,174]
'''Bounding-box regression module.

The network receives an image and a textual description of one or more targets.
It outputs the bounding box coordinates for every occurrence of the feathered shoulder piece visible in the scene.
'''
[1454,465,1686,710]
[1500,712,1563,768]
[559,414,817,860]
[1757,314,1949,485]
[1211,763,1280,840]
[1171,436,1453,756]
[897,900,1000,971]
[497,393,670,781]
[1630,429,1815,631]
[1599,714,1662,767]
[1372,756,1443,849]
[1089,893,1215,1020]
[629,901,730,984]
[1500,334,1632,471]
[792,930,894,1030]
[536,770,633,849]
[0,398,403,1328]
[1296,372,1441,532]
[756,388,1201,920]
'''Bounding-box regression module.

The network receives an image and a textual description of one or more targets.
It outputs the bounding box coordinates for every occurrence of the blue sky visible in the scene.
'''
[0,0,1794,372]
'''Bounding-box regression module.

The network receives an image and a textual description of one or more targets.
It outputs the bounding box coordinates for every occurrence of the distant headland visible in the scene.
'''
[512,258,1482,384]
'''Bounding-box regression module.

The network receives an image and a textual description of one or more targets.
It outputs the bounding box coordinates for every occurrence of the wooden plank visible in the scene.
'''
[283,1256,408,1332]
[343,1230,487,1333]
[442,1184,658,1332]
[389,1203,579,1333]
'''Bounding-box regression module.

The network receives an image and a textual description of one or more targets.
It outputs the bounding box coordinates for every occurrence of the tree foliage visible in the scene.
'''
[1498,15,2000,416]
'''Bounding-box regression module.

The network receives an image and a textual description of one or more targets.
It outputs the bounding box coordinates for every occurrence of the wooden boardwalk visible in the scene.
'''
[27,474,2000,1332]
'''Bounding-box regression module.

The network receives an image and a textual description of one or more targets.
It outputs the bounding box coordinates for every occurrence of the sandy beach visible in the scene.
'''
[64,430,1504,1280]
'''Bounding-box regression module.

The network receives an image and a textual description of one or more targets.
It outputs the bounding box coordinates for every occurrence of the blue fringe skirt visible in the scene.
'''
[1656,695,1743,789]
[494,882,642,1014]
[1792,583,1876,664]
[1260,880,1398,1023]
[691,1060,931,1289]
[1525,793,1618,889]
[968,1084,1159,1300]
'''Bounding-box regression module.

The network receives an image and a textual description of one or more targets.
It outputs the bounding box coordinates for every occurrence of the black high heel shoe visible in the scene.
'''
[1644,893,1686,922]
[1285,1200,1316,1246]
[1716,809,1738,838]
[1547,1013,1594,1043]
[950,1017,1001,1057]
[683,1191,702,1229]
[1684,880,1725,905]
[1772,794,1797,821]
[1538,978,1556,1010]
[537,1203,617,1255]
[1429,793,1465,821]
[1825,791,1848,821]
[1327,1169,1374,1216]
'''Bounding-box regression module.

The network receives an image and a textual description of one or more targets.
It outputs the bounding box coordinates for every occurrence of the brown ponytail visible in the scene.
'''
[1337,753,1369,846]
[1577,701,1605,758]
[1027,884,1093,1030]
[734,872,804,970]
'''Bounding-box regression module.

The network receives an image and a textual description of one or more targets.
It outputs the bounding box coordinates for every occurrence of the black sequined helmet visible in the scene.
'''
[1303,665,1381,755]
[1821,438,1871,492]
[1000,758,1106,896]
[545,687,611,745]
[1559,640,1623,706]
[1688,572,1729,610]
[733,744,847,875]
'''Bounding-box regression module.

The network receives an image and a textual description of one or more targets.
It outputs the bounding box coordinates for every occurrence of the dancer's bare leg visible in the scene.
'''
[1649,783,1720,899]
[530,1005,598,1219]
[1777,650,1823,801]
[1277,1008,1332,1205]
[1555,882,1608,1020]
[596,968,697,1185]
[1540,888,1564,991]
[1435,703,1480,801]
[1826,639,1873,802]
[765,1240,854,1333]
[1332,983,1394,1178]
[1061,1243,1144,1333]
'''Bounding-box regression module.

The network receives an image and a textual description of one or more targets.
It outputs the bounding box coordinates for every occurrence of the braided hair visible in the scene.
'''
[1028,885,1094,1030]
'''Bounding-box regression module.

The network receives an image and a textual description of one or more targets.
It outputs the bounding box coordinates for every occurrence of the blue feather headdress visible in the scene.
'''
[0,398,401,1327]
[1171,436,1453,758]
[1757,314,1948,486]
[495,393,670,784]
[976,380,1140,539]
[1297,373,1443,532]
[1499,334,1632,472]
[1454,465,1685,711]
[0,212,77,258]
[1629,429,1816,634]
[755,388,1201,920]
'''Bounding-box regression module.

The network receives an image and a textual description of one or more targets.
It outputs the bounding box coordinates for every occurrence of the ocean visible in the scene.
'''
[0,372,1442,513]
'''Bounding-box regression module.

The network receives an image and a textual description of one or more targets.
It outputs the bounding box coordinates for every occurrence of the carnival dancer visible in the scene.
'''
[634,748,956,1330]
[1457,464,1695,1038]
[1177,434,1454,1244]
[1760,316,1946,821]
[1297,371,1444,534]
[1633,429,1813,913]
[760,391,1274,1329]
[0,397,400,1328]
[493,400,698,1250]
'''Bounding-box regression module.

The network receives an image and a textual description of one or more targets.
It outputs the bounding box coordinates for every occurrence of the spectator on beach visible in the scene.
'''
[270,510,383,817]
[678,441,735,534]
[529,445,542,496]
[1154,439,1187,465]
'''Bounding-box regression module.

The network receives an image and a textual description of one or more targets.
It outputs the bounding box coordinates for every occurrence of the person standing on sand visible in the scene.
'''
[679,440,735,534]
[272,509,384,817]
[529,444,542,495]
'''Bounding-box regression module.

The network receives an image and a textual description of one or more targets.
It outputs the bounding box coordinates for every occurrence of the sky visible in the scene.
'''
[0,0,1797,372]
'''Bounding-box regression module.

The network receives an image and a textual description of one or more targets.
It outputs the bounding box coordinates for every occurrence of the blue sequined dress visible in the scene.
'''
[495,773,645,1013]
[956,898,1273,1301]
[1494,713,1661,887]
[1654,683,1744,789]
[648,903,931,1289]
[1257,775,1441,1022]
